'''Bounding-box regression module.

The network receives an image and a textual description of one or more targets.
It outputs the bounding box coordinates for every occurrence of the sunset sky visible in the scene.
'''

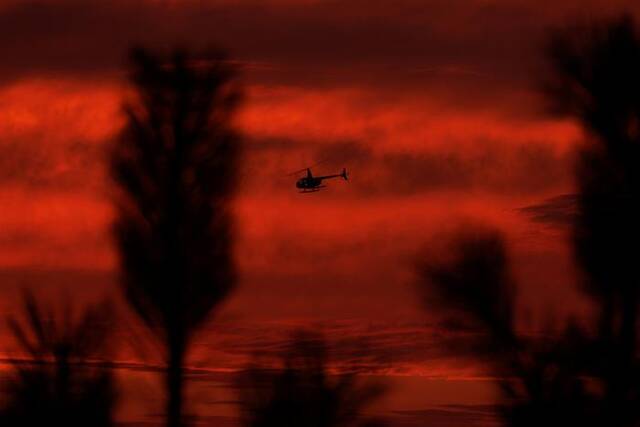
[1,1,640,425]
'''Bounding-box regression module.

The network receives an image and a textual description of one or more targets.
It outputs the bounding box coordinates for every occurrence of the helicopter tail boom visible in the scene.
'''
[315,168,348,181]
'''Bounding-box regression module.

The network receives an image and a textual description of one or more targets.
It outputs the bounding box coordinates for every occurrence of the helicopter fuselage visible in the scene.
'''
[295,168,348,192]
[296,176,323,189]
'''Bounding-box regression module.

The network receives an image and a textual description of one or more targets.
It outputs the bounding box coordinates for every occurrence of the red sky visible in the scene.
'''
[1,0,639,425]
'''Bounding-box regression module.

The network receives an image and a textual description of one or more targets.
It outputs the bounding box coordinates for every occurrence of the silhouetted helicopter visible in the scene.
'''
[294,168,348,193]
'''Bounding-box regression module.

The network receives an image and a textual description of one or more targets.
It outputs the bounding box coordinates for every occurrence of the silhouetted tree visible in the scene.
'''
[545,14,640,427]
[418,230,597,427]
[237,331,386,427]
[110,47,241,427]
[417,14,640,427]
[421,230,518,357]
[0,291,115,427]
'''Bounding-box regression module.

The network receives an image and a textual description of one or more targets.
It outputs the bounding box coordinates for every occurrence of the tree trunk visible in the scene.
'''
[167,341,185,427]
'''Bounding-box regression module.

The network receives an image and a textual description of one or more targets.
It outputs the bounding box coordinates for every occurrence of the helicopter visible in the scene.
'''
[294,167,348,193]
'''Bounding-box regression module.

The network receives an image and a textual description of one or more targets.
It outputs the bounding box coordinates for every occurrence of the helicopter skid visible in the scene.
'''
[299,186,326,193]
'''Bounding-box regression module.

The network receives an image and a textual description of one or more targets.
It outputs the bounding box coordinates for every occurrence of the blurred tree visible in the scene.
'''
[110,47,241,427]
[237,331,386,427]
[545,14,640,426]
[418,230,597,427]
[417,14,640,427]
[0,291,115,427]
